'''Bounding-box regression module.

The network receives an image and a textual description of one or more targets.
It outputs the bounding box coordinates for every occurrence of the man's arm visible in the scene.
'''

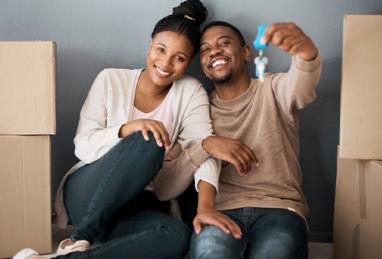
[262,22,318,61]
[262,23,322,115]
[193,181,242,239]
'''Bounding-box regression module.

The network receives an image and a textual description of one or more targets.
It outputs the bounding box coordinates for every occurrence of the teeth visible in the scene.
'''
[212,59,227,68]
[156,67,170,76]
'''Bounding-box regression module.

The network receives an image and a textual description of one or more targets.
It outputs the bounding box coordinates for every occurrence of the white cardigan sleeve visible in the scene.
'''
[194,158,221,192]
[154,80,221,200]
[74,70,123,164]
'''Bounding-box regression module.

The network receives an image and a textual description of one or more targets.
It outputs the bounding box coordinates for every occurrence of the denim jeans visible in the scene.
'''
[190,207,308,259]
[60,132,191,259]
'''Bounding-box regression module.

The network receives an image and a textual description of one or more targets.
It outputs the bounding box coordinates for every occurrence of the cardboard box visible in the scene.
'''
[0,41,56,135]
[333,158,382,259]
[0,136,52,258]
[339,15,382,159]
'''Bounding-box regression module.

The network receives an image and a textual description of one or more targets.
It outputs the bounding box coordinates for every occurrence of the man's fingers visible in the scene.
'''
[242,145,259,166]
[234,152,251,173]
[230,158,247,176]
[262,22,301,46]
[270,29,291,46]
[238,147,255,169]
[278,35,302,52]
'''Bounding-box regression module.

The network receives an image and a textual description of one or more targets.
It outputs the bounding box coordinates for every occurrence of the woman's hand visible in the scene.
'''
[262,22,318,61]
[119,119,171,148]
[193,207,242,239]
[202,136,258,175]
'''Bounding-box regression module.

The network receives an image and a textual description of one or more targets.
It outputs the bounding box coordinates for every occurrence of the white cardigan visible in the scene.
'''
[55,68,220,228]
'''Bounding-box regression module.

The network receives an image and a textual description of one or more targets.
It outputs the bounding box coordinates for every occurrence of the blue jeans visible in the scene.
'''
[190,208,308,259]
[60,132,191,259]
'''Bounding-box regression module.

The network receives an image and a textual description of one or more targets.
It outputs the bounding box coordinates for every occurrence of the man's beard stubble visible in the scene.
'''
[211,73,232,85]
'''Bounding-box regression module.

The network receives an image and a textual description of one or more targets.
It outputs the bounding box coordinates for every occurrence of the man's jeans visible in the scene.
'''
[190,207,308,259]
[60,132,190,259]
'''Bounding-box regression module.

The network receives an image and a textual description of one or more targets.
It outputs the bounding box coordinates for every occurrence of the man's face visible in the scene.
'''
[200,26,250,85]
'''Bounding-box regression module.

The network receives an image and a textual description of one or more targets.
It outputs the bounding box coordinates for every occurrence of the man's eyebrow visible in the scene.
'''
[201,35,234,46]
[217,35,234,41]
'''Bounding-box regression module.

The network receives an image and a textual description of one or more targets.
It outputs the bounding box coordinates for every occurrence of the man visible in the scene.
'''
[190,21,321,259]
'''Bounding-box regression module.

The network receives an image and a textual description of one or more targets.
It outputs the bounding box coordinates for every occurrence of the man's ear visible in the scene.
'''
[243,45,252,62]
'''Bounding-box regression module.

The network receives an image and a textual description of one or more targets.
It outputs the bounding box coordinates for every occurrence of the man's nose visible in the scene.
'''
[209,47,223,58]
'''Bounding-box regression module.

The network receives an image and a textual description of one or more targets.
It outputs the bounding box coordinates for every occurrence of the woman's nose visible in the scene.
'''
[162,55,172,66]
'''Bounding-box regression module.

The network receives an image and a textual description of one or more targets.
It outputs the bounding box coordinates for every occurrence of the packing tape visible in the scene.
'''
[352,223,360,259]
[358,160,367,220]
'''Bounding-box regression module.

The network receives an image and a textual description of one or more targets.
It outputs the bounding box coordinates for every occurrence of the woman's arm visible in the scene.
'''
[74,70,123,164]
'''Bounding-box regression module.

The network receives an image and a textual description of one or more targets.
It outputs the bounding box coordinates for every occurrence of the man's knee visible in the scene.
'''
[248,230,307,259]
[190,226,242,259]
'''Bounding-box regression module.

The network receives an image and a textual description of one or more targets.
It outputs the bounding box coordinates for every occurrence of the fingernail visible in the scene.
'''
[260,38,266,44]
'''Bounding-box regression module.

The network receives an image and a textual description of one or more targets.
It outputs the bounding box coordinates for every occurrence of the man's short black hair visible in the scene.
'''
[201,21,246,46]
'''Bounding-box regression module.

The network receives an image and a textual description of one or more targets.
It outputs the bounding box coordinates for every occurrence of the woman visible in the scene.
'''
[14,0,215,258]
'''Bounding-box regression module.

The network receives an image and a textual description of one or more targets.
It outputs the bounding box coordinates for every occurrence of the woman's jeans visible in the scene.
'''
[60,132,190,259]
[190,208,308,259]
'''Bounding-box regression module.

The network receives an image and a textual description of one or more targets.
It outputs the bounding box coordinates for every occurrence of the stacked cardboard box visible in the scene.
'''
[0,42,56,258]
[334,15,382,259]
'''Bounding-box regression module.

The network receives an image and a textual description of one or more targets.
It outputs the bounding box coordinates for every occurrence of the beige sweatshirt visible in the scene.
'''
[210,55,321,221]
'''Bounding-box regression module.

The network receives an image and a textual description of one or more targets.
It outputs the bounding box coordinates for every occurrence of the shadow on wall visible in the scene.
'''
[300,56,342,242]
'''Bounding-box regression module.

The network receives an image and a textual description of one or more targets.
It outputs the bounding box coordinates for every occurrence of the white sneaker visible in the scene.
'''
[13,248,56,259]
[13,248,47,259]
[56,239,91,255]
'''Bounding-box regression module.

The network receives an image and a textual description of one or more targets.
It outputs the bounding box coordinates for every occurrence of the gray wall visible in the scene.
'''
[1,0,381,242]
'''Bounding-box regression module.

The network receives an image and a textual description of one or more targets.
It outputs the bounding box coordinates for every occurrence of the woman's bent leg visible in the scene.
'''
[64,132,164,243]
[55,210,190,259]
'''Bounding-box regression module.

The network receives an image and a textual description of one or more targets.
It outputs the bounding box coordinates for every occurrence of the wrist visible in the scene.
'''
[118,124,125,138]
[299,46,318,61]
[197,203,215,213]
[201,136,212,154]
[119,122,133,138]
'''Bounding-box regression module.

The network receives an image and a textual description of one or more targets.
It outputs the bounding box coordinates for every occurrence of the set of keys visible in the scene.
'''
[253,25,269,82]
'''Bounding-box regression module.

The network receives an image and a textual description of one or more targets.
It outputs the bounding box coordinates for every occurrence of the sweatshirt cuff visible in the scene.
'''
[106,124,124,143]
[194,158,221,193]
[186,140,210,168]
[194,178,219,193]
[293,53,321,72]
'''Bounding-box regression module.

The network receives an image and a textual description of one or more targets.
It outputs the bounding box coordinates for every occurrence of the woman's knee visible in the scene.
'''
[124,131,165,160]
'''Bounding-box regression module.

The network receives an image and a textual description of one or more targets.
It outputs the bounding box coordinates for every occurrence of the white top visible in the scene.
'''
[132,87,174,191]
[132,86,174,135]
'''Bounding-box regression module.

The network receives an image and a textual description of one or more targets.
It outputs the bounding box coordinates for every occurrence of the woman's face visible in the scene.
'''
[146,31,194,88]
